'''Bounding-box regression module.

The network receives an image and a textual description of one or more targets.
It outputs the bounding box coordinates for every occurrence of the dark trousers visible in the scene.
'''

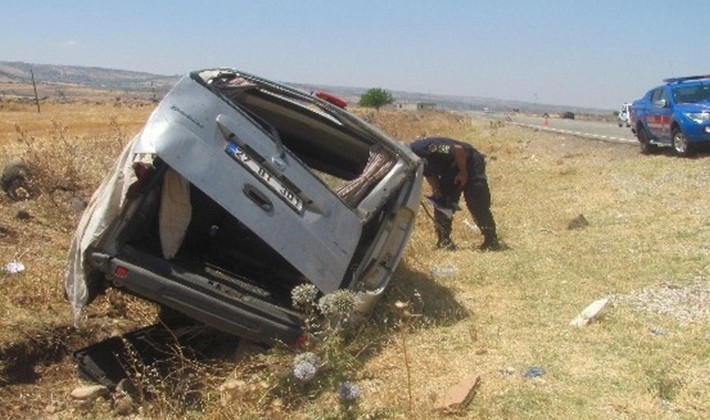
[463,179,497,241]
[434,154,497,245]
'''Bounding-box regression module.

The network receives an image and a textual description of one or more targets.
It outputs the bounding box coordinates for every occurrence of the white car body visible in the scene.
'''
[65,69,423,344]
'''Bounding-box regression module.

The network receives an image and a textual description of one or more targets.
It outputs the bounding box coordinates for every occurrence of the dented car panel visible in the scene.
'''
[66,68,422,344]
[135,78,364,293]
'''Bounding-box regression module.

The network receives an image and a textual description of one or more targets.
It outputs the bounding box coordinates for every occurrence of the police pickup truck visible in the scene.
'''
[629,74,710,157]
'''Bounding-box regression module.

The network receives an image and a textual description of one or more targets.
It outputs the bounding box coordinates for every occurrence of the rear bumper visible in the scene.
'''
[89,246,303,345]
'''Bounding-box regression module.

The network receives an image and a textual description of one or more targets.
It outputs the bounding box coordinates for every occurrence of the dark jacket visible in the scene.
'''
[410,137,486,184]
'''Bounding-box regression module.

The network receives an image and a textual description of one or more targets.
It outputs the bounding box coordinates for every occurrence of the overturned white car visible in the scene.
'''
[65,69,423,344]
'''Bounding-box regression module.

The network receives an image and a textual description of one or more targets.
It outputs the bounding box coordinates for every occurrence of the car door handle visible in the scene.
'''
[243,184,273,211]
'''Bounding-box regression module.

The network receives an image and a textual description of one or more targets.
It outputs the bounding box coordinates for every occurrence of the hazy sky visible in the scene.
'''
[2,1,709,109]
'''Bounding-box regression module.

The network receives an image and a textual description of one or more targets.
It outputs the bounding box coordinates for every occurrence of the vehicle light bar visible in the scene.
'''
[663,74,710,84]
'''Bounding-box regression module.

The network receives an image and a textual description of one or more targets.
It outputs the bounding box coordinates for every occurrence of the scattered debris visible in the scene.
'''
[3,261,25,274]
[1,161,38,201]
[499,367,516,377]
[464,219,481,233]
[70,384,109,401]
[523,366,546,378]
[431,265,458,277]
[570,297,609,327]
[435,374,481,414]
[44,402,59,414]
[15,210,31,221]
[567,214,589,230]
[650,327,667,336]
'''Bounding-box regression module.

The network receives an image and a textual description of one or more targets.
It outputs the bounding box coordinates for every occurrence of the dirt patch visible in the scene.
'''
[613,280,710,323]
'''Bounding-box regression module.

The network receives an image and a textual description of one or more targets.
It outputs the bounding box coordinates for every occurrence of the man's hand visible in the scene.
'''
[452,145,468,188]
[454,172,467,188]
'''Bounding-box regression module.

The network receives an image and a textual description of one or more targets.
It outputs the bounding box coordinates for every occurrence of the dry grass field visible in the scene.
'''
[0,97,709,419]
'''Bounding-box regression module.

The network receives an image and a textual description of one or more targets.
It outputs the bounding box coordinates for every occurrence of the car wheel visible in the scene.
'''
[672,127,692,157]
[637,127,657,155]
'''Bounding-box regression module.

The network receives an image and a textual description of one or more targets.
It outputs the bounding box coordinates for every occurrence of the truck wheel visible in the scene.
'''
[637,127,657,155]
[672,128,692,157]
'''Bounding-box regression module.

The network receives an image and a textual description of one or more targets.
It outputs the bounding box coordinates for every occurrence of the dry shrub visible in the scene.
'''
[351,108,473,141]
[120,338,208,417]
[12,119,126,200]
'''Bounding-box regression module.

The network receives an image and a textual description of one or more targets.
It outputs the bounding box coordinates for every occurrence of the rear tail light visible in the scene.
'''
[114,266,129,278]
[295,334,308,348]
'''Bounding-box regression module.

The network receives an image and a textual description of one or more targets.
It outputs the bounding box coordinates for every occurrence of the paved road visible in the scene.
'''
[471,111,638,145]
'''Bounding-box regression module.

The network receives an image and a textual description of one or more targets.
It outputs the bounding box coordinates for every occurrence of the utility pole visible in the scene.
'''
[30,69,40,113]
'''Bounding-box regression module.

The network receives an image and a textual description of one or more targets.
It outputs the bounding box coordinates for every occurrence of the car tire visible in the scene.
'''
[637,127,657,155]
[672,127,692,157]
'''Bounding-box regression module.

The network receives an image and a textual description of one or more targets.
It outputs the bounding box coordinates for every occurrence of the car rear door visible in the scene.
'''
[140,76,362,294]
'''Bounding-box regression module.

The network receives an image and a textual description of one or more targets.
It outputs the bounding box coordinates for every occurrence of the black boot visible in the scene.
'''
[479,237,501,251]
[479,228,503,251]
[438,237,458,250]
[434,209,457,250]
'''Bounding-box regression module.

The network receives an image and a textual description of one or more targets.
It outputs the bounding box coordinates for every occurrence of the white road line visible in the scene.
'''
[508,122,636,145]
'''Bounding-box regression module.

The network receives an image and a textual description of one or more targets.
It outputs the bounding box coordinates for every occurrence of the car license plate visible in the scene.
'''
[225,142,304,213]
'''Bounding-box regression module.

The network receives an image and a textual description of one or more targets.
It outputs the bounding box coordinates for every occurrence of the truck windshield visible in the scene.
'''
[673,85,710,103]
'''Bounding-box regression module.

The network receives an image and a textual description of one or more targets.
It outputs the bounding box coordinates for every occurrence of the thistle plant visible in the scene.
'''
[292,359,318,383]
[336,380,362,419]
[291,283,319,311]
[337,381,360,402]
[291,283,321,333]
[291,351,321,382]
[317,289,356,329]
[286,286,361,409]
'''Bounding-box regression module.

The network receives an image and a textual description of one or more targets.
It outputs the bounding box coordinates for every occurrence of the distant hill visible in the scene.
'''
[0,61,611,114]
[285,82,611,116]
[0,61,178,91]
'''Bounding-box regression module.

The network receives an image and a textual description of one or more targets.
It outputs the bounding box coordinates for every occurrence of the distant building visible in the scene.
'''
[393,101,437,111]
